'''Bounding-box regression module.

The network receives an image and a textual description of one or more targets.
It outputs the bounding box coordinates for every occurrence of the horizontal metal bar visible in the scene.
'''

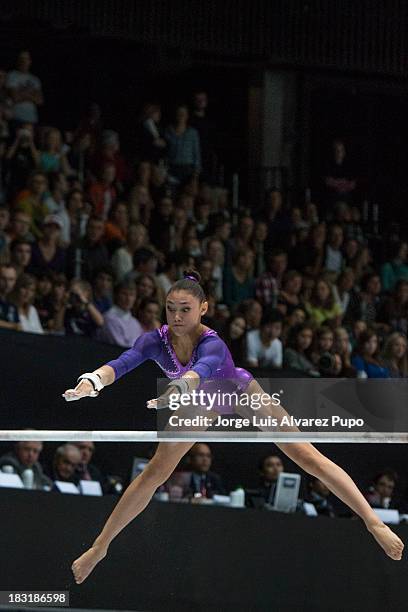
[0,431,407,443]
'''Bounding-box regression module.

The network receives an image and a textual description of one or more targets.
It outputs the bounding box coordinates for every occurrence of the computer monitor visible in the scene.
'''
[271,472,301,513]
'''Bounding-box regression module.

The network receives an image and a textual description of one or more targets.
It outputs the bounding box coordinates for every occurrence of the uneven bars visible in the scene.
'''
[0,431,407,442]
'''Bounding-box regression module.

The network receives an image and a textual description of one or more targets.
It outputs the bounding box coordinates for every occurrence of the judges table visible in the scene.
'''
[0,489,407,611]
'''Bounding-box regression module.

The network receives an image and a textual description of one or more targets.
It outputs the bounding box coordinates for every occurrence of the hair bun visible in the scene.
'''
[183,268,202,284]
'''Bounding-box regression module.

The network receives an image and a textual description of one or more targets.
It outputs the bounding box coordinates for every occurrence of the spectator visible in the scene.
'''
[205,238,224,301]
[128,182,154,226]
[64,278,104,337]
[322,139,356,209]
[5,123,39,195]
[377,279,408,336]
[254,454,284,506]
[237,298,262,332]
[29,215,66,276]
[111,222,149,282]
[333,267,355,316]
[165,104,201,183]
[0,205,10,262]
[364,469,399,510]
[380,241,408,293]
[137,103,167,163]
[72,441,109,494]
[277,270,304,316]
[134,273,163,312]
[334,326,357,377]
[311,325,334,366]
[104,201,129,252]
[324,223,344,274]
[6,50,43,126]
[190,90,214,181]
[305,277,342,327]
[129,249,158,282]
[93,129,129,185]
[305,477,336,517]
[45,273,68,334]
[246,310,283,369]
[223,248,255,308]
[0,441,52,490]
[283,323,320,376]
[261,189,291,249]
[48,443,82,486]
[156,253,179,296]
[92,266,113,314]
[88,163,117,220]
[9,272,43,333]
[10,237,32,275]
[380,332,408,378]
[15,171,49,239]
[351,330,390,378]
[222,314,248,366]
[231,215,254,255]
[66,215,110,280]
[39,127,72,175]
[255,248,288,307]
[6,210,34,243]
[97,280,143,347]
[137,297,162,332]
[289,222,326,277]
[252,220,268,276]
[58,188,88,247]
[345,272,383,325]
[34,271,54,330]
[165,443,226,500]
[0,262,20,330]
[44,171,69,215]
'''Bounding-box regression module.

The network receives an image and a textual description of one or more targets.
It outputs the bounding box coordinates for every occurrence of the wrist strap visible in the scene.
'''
[78,372,104,393]
[167,378,190,394]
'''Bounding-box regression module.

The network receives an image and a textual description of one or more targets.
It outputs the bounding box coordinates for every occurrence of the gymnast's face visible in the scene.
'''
[166,290,208,336]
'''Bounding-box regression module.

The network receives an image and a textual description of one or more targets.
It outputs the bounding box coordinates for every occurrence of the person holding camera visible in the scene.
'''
[64,278,104,337]
[5,123,39,196]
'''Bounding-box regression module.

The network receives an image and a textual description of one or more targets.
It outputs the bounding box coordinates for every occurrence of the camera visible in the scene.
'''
[318,352,338,376]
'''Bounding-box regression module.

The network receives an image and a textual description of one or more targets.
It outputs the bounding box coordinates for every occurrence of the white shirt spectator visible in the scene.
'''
[6,70,42,123]
[247,330,282,368]
[111,247,133,283]
[19,305,44,334]
[97,305,143,347]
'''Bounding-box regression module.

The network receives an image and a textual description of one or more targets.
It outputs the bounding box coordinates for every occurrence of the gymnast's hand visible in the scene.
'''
[62,379,95,402]
[147,385,179,410]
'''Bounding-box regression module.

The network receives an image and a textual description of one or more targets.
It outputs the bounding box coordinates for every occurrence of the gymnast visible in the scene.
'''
[63,270,404,584]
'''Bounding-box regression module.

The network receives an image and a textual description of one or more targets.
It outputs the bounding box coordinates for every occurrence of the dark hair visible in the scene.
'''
[286,323,314,351]
[261,309,283,327]
[360,272,380,293]
[167,268,206,302]
[10,238,32,252]
[258,453,283,472]
[113,280,136,298]
[373,469,398,485]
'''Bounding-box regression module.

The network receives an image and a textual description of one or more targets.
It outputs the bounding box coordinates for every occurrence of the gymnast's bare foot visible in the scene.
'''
[367,522,404,560]
[71,544,107,584]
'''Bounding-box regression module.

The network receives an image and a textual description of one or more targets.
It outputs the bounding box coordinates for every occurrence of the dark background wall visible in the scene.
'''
[1,489,408,612]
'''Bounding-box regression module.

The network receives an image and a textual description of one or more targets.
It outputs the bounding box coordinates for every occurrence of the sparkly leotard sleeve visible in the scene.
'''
[105,325,253,413]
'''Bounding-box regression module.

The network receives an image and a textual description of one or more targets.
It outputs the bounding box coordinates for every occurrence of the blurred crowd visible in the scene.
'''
[1,50,408,517]
[1,51,408,379]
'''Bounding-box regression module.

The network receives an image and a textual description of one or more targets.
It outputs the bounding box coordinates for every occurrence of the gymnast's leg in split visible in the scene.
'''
[71,408,220,584]
[234,379,404,561]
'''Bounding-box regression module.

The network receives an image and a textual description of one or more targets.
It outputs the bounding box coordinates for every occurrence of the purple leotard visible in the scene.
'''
[105,324,253,414]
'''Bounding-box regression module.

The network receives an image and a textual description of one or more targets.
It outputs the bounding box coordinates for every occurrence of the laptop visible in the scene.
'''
[269,472,301,513]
